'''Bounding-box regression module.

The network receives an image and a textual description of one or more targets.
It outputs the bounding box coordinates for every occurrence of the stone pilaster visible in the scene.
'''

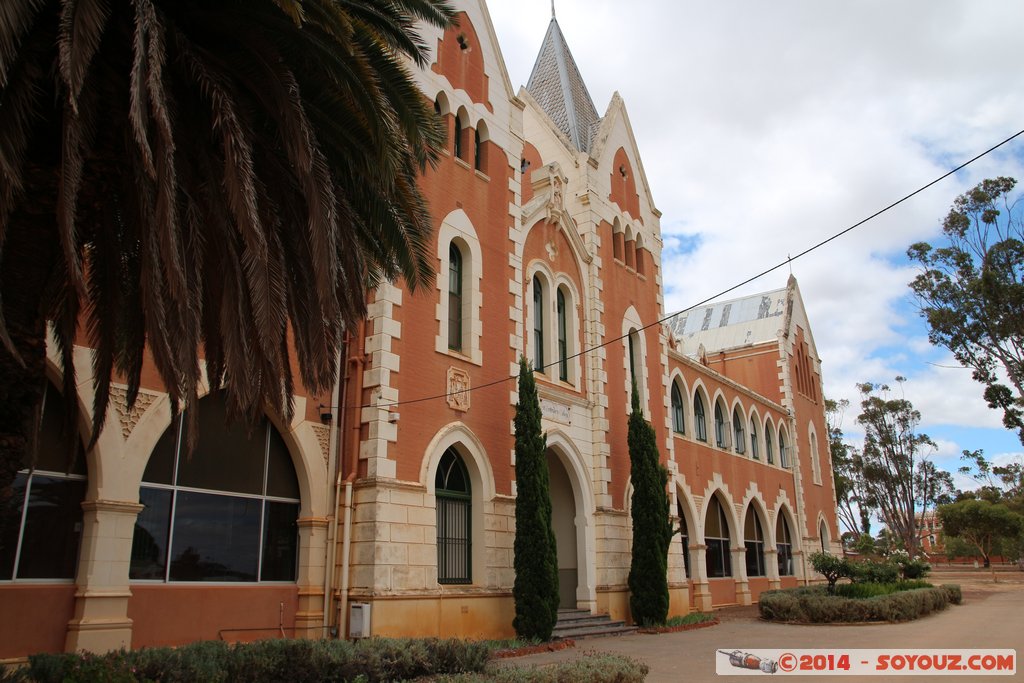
[65,500,143,653]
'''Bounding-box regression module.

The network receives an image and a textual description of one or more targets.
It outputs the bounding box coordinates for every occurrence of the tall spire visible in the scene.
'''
[526,14,600,153]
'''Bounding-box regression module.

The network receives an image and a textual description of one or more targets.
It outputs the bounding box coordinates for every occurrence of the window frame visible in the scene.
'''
[704,496,733,578]
[448,242,463,351]
[694,392,708,442]
[436,448,472,585]
[671,382,686,435]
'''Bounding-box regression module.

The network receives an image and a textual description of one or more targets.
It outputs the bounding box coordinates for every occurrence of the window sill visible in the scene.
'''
[441,348,482,367]
[474,169,490,182]
[454,157,472,171]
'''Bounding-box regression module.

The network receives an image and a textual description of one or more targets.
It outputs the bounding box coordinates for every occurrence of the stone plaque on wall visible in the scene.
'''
[447,367,470,412]
[540,398,570,425]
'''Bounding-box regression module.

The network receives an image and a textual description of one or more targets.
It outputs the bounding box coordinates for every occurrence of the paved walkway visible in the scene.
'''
[498,584,1023,682]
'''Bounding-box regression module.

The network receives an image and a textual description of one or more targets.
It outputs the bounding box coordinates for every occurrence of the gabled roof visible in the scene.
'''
[668,284,789,357]
[526,17,600,153]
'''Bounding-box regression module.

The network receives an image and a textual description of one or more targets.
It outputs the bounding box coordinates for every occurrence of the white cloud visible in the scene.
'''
[487,0,1024,456]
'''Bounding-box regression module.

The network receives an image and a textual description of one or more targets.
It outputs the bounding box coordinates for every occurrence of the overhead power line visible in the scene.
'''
[359,127,1024,411]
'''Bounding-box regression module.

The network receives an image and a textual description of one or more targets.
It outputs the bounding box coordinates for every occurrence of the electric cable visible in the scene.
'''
[358,127,1024,411]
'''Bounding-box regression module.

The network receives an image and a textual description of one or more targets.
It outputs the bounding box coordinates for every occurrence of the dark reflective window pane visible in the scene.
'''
[261,502,298,581]
[142,418,179,485]
[36,388,86,475]
[0,474,28,580]
[177,395,265,495]
[130,487,173,580]
[169,491,260,582]
[17,476,85,579]
[266,429,299,500]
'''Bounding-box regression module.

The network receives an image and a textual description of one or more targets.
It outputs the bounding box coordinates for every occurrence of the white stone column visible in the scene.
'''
[65,499,143,653]
[732,545,752,605]
[765,547,781,590]
[691,544,713,612]
[295,516,329,638]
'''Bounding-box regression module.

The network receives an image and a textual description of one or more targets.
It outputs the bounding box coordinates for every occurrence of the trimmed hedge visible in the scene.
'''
[13,638,491,683]
[759,584,960,623]
[833,580,932,599]
[441,654,649,682]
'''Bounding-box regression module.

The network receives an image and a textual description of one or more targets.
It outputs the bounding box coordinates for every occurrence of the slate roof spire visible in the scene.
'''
[526,15,600,153]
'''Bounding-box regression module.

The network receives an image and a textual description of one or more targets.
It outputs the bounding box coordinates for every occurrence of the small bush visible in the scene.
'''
[759,584,959,623]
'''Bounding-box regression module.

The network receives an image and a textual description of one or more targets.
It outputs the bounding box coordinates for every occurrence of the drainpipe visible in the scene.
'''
[337,321,366,639]
[323,336,348,639]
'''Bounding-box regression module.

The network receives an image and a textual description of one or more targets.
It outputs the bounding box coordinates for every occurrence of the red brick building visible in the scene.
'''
[0,0,838,660]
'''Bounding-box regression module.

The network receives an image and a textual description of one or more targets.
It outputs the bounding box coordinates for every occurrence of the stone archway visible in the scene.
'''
[546,449,579,609]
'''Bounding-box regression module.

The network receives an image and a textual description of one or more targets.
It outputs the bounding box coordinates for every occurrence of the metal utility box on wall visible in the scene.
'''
[349,603,372,639]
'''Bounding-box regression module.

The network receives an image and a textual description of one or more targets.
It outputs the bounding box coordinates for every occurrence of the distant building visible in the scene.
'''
[0,0,839,660]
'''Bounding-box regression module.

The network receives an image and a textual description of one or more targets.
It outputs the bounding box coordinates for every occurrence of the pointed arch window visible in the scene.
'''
[671,382,686,435]
[714,402,727,449]
[474,128,483,170]
[733,408,745,454]
[705,496,732,578]
[1,383,87,581]
[436,448,471,584]
[694,393,707,442]
[765,420,774,464]
[556,288,568,381]
[819,520,829,554]
[744,507,766,577]
[533,276,545,373]
[779,431,789,469]
[777,515,794,576]
[448,243,463,351]
[750,418,760,460]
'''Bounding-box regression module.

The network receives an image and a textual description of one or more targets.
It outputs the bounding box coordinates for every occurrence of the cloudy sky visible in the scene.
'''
[485,0,1024,490]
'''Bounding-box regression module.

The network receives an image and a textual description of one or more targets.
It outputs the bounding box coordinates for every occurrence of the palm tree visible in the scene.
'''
[0,0,454,504]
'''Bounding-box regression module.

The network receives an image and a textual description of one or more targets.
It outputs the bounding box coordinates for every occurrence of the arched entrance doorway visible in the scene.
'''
[546,449,578,609]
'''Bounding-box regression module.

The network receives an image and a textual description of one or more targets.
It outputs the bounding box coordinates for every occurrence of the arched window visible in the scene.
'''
[694,392,707,442]
[744,507,766,577]
[436,448,471,584]
[448,242,463,351]
[779,430,789,468]
[714,402,727,449]
[750,417,760,460]
[612,220,624,261]
[131,392,299,582]
[635,234,645,276]
[624,228,636,269]
[627,329,642,397]
[733,407,745,454]
[533,275,545,373]
[777,514,793,576]
[765,420,774,464]
[810,431,822,485]
[454,115,463,159]
[819,520,829,554]
[677,500,691,578]
[1,384,86,581]
[705,496,732,578]
[671,382,685,435]
[556,287,568,381]
[474,128,482,170]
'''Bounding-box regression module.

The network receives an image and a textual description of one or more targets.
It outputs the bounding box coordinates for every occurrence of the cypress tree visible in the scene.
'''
[512,358,560,640]
[627,383,672,626]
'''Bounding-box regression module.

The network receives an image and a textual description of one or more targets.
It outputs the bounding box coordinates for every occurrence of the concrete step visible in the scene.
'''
[552,610,636,640]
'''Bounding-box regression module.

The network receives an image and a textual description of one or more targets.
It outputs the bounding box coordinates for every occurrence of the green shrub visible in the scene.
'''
[22,638,490,683]
[808,552,851,591]
[441,653,648,682]
[759,585,958,623]
[834,580,932,599]
[848,558,900,584]
[941,584,963,605]
[664,612,715,627]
